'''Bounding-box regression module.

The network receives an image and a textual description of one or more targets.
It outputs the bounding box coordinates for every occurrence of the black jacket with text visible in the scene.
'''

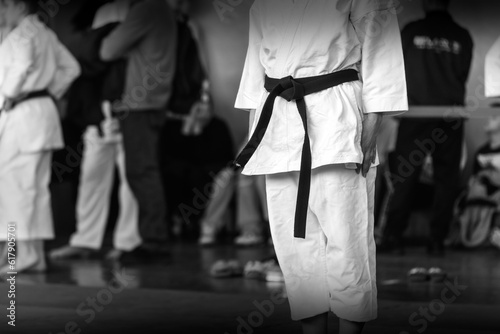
[401,11,473,106]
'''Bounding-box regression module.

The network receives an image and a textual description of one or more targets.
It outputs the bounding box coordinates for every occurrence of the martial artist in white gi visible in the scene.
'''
[235,1,407,333]
[0,0,80,273]
[50,0,141,262]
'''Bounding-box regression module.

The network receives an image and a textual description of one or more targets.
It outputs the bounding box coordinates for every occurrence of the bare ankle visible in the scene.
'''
[339,318,365,334]
[301,313,328,334]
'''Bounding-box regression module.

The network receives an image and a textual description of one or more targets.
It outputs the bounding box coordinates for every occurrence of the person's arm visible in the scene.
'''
[350,0,409,176]
[234,3,266,113]
[0,33,35,100]
[48,38,81,99]
[350,1,408,116]
[99,0,153,61]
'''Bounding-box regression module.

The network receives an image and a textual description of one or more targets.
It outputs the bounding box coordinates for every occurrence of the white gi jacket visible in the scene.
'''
[0,15,80,152]
[235,0,408,175]
[485,36,500,98]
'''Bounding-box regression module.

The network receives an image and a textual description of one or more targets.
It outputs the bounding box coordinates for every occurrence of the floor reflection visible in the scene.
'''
[22,242,498,306]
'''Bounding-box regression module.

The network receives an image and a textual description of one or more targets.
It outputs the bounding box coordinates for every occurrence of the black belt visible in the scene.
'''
[1,90,51,113]
[233,69,359,239]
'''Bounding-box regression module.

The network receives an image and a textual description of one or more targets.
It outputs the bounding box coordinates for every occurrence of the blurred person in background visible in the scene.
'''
[198,140,269,247]
[378,0,473,256]
[99,0,177,255]
[159,0,234,240]
[0,0,80,272]
[50,0,142,262]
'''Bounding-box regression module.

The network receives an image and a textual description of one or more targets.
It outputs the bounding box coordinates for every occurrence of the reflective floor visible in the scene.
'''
[38,241,500,304]
[1,238,500,334]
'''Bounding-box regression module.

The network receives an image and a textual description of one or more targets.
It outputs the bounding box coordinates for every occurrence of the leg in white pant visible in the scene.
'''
[113,141,141,251]
[198,167,236,237]
[236,174,267,236]
[266,165,377,322]
[70,127,118,250]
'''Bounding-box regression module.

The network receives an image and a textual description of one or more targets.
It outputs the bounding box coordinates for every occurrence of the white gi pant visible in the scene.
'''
[265,164,377,322]
[0,113,54,241]
[69,126,141,251]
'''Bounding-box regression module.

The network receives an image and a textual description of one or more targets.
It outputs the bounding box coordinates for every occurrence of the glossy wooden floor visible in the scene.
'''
[1,238,500,334]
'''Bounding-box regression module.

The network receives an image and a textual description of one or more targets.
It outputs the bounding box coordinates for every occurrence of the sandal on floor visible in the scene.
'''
[209,260,243,278]
[408,267,429,282]
[429,267,447,283]
[244,261,266,280]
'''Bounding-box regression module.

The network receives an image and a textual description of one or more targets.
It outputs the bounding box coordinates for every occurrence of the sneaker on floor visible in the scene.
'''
[104,249,125,262]
[210,259,243,278]
[234,234,264,246]
[265,262,285,283]
[491,228,500,250]
[49,245,94,260]
[198,234,216,246]
[244,261,267,280]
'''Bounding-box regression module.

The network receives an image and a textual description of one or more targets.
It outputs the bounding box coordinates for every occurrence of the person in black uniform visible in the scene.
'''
[379,0,473,255]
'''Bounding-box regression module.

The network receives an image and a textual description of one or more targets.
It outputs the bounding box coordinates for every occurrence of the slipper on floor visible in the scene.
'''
[243,259,280,281]
[210,260,243,278]
[407,267,429,282]
[428,267,447,283]
[244,261,266,280]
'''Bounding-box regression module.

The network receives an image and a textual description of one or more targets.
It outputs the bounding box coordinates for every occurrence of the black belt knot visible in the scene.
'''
[277,76,306,101]
[233,69,359,239]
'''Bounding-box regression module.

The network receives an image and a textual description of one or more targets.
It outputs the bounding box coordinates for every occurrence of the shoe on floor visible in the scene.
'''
[104,249,125,262]
[408,267,429,282]
[429,267,447,283]
[244,258,284,283]
[210,259,243,278]
[234,234,264,246]
[265,262,285,283]
[490,228,500,250]
[49,245,94,260]
[198,234,216,246]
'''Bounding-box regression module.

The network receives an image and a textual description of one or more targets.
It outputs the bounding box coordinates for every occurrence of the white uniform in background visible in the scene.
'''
[0,15,80,241]
[485,36,500,98]
[69,0,141,252]
[236,0,407,322]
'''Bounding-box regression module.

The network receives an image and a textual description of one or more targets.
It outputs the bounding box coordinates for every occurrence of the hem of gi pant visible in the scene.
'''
[69,239,102,251]
[288,298,378,323]
[0,233,55,241]
[329,302,378,323]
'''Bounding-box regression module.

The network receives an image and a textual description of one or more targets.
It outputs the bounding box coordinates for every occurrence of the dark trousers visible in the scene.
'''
[384,118,464,242]
[119,111,168,244]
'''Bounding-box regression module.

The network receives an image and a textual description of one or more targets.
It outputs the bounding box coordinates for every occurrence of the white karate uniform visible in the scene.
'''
[69,0,141,252]
[0,15,80,240]
[485,36,500,98]
[235,0,407,322]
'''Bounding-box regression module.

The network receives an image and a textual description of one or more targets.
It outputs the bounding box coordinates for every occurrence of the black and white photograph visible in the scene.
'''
[0,0,499,333]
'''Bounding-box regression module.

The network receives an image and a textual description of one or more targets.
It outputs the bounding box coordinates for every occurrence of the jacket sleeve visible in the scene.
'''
[99,0,153,61]
[350,0,408,115]
[0,33,35,99]
[234,2,266,111]
[48,37,81,99]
